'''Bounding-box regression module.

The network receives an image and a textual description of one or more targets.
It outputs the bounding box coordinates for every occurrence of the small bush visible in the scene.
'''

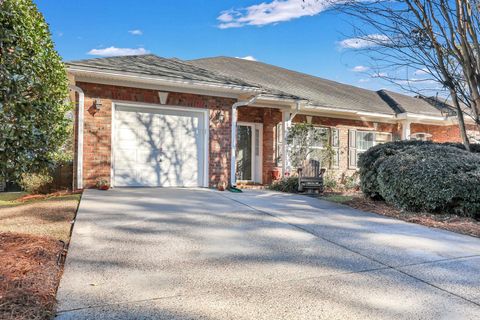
[358,140,432,198]
[323,175,338,190]
[443,142,480,153]
[376,144,480,217]
[269,177,299,193]
[343,172,360,190]
[19,172,53,194]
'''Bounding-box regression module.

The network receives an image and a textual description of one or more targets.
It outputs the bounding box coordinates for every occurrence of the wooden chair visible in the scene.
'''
[297,159,326,194]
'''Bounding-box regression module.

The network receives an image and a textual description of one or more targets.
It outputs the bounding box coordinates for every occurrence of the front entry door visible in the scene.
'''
[236,122,262,183]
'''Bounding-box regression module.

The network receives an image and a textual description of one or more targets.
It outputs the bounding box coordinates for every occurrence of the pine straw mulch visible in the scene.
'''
[16,190,82,203]
[341,195,480,238]
[0,232,66,320]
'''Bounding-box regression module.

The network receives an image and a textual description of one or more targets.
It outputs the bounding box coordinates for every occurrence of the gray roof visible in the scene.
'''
[66,54,259,89]
[67,54,450,117]
[378,90,448,116]
[189,56,397,115]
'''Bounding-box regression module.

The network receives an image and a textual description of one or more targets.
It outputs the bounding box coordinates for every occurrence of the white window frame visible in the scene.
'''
[349,129,392,169]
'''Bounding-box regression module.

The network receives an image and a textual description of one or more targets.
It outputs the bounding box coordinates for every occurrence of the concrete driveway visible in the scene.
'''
[56,188,480,319]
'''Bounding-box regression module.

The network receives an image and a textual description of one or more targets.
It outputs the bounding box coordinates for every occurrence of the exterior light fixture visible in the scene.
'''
[212,110,225,124]
[93,98,102,110]
[88,98,102,116]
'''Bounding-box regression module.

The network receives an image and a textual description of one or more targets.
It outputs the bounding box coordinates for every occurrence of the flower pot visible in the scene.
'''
[98,185,109,190]
[271,167,281,181]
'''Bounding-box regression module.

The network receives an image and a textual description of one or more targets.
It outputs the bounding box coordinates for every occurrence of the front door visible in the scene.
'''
[236,122,262,183]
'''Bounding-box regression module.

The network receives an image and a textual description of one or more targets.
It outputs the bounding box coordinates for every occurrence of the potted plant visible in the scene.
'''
[95,178,109,190]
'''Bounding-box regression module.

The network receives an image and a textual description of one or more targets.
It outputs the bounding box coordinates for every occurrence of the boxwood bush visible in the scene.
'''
[269,177,299,193]
[358,140,432,198]
[376,144,480,217]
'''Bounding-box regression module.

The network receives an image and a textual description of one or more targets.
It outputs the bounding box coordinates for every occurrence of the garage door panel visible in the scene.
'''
[114,105,205,187]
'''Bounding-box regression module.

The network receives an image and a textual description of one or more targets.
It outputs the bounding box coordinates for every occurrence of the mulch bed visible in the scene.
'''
[343,196,480,238]
[0,232,65,320]
[17,190,82,203]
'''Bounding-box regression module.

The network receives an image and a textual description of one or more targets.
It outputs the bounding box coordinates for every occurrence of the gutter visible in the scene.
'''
[69,85,84,190]
[230,95,260,187]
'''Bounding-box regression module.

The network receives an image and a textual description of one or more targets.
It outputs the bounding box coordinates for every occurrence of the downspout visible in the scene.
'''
[230,95,260,187]
[69,85,84,190]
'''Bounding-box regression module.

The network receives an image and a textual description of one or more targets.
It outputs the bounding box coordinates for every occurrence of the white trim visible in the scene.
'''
[69,85,84,189]
[401,120,412,140]
[236,122,263,184]
[230,96,259,186]
[281,110,292,177]
[110,101,209,188]
[68,67,262,95]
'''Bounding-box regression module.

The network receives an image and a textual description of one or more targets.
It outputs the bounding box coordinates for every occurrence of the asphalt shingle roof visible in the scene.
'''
[66,54,450,117]
[66,54,259,89]
[379,90,448,116]
[189,56,397,115]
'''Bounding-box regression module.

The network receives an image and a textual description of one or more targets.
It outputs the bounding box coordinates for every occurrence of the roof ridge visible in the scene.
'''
[191,56,383,96]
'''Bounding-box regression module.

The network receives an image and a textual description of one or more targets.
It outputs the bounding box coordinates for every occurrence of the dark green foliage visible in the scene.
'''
[269,177,299,193]
[358,140,432,198]
[376,145,480,217]
[443,142,480,153]
[0,0,70,182]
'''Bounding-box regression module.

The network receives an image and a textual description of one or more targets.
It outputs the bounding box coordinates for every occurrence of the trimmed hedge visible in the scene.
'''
[358,140,432,198]
[376,144,480,217]
[359,141,480,199]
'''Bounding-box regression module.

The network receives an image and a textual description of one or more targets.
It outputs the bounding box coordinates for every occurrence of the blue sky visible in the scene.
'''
[36,0,400,92]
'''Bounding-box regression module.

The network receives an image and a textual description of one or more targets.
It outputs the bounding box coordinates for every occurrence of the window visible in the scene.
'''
[275,123,283,166]
[410,132,432,141]
[349,130,392,168]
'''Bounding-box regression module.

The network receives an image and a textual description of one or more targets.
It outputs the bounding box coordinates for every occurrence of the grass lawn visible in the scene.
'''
[0,191,81,320]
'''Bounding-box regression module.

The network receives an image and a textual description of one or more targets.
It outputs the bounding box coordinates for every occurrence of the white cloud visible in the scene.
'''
[372,72,388,78]
[217,0,334,29]
[358,78,370,83]
[87,46,149,57]
[128,29,143,36]
[351,65,369,72]
[414,68,429,76]
[339,34,391,49]
[235,55,257,61]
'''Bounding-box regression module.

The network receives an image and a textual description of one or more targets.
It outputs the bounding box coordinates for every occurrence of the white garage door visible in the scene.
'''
[113,105,206,187]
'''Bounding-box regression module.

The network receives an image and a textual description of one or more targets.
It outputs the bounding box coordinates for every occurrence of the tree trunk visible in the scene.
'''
[451,89,471,151]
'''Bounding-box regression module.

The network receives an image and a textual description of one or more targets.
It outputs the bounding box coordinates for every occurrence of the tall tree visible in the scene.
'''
[0,0,71,183]
[332,0,480,149]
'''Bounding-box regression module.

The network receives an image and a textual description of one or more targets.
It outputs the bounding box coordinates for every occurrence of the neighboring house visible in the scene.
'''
[66,54,479,189]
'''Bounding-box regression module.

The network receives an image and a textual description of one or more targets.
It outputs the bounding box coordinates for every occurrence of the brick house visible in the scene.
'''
[67,55,479,189]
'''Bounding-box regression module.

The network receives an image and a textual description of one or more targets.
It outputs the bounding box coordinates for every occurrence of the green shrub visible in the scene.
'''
[443,142,480,153]
[358,140,432,198]
[323,175,338,190]
[269,177,299,193]
[19,171,53,194]
[343,172,360,190]
[376,144,480,217]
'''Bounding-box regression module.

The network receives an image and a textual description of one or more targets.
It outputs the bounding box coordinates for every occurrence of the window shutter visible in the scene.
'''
[348,129,357,169]
[331,128,340,168]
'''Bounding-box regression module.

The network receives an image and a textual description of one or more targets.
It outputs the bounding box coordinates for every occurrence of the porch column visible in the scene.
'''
[230,106,238,187]
[402,120,411,140]
[281,110,292,177]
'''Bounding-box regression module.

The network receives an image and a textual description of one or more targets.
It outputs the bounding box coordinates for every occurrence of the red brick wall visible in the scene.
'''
[75,82,234,188]
[237,110,402,183]
[411,123,462,142]
[293,115,401,179]
[238,106,282,184]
